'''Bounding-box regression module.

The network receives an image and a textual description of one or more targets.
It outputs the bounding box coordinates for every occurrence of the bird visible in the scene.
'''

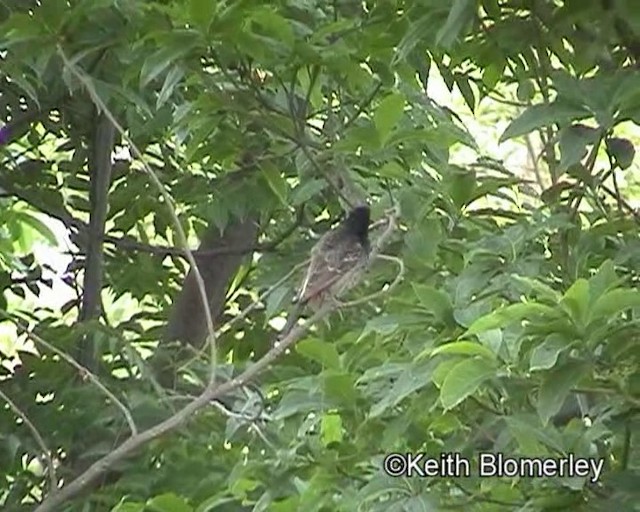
[296,204,371,310]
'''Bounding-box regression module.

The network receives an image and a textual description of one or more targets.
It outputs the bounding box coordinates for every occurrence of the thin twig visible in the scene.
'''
[340,254,404,308]
[0,387,57,492]
[249,423,278,452]
[210,399,266,422]
[601,184,640,222]
[1,311,137,436]
[343,81,382,130]
[217,260,308,336]
[273,70,356,208]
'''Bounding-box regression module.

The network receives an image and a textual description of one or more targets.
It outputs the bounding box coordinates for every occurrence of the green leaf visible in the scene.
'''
[320,412,343,446]
[558,125,598,173]
[373,93,405,145]
[412,283,453,323]
[273,387,325,420]
[112,503,146,512]
[195,495,237,512]
[9,74,40,107]
[566,163,593,185]
[516,79,535,102]
[14,211,57,245]
[560,278,590,326]
[230,478,260,500]
[588,259,620,301]
[537,361,589,426]
[482,62,505,90]
[1,13,46,46]
[606,137,635,169]
[530,494,585,509]
[249,6,294,47]
[529,334,571,371]
[296,338,341,370]
[322,371,358,407]
[590,288,640,322]
[499,103,589,142]
[446,167,476,208]
[455,73,476,112]
[369,360,436,418]
[291,178,326,205]
[440,357,496,409]
[264,285,289,320]
[358,315,399,341]
[541,181,575,204]
[467,302,558,335]
[355,474,413,506]
[140,36,198,87]
[378,160,408,180]
[205,199,229,234]
[511,275,561,303]
[190,0,217,31]
[506,415,566,453]
[404,219,442,264]
[156,66,185,109]
[432,358,461,388]
[260,164,289,206]
[37,0,68,30]
[393,13,436,64]
[147,493,193,512]
[435,0,474,48]
[427,341,497,361]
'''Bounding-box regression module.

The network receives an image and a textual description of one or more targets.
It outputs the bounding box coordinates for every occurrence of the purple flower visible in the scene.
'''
[0,125,9,145]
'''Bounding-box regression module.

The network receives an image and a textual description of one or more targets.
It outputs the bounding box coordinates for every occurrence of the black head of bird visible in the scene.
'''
[341,205,371,246]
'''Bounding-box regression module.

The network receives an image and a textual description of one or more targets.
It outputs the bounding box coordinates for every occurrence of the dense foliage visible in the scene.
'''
[1,0,639,511]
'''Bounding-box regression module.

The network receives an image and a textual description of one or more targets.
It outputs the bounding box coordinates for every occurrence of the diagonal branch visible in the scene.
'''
[0,387,57,492]
[33,302,333,512]
[30,205,400,510]
[0,311,137,436]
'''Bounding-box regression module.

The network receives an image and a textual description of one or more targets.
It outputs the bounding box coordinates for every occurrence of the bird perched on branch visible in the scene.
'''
[276,205,371,341]
[296,205,371,310]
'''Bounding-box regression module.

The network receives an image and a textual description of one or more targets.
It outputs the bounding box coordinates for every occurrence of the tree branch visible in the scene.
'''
[33,303,332,512]
[0,387,57,492]
[78,112,115,367]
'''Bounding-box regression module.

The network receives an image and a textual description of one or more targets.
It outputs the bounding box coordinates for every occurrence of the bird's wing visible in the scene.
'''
[297,237,365,303]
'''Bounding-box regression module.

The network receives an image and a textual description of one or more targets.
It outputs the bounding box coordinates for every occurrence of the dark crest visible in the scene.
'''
[343,205,370,242]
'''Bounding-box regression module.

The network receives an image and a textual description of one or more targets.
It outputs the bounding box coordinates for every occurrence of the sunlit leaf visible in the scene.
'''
[529,334,571,371]
[499,103,589,142]
[467,303,558,335]
[260,164,289,206]
[427,340,496,361]
[320,412,343,446]
[373,93,405,145]
[296,338,341,370]
[440,357,496,409]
